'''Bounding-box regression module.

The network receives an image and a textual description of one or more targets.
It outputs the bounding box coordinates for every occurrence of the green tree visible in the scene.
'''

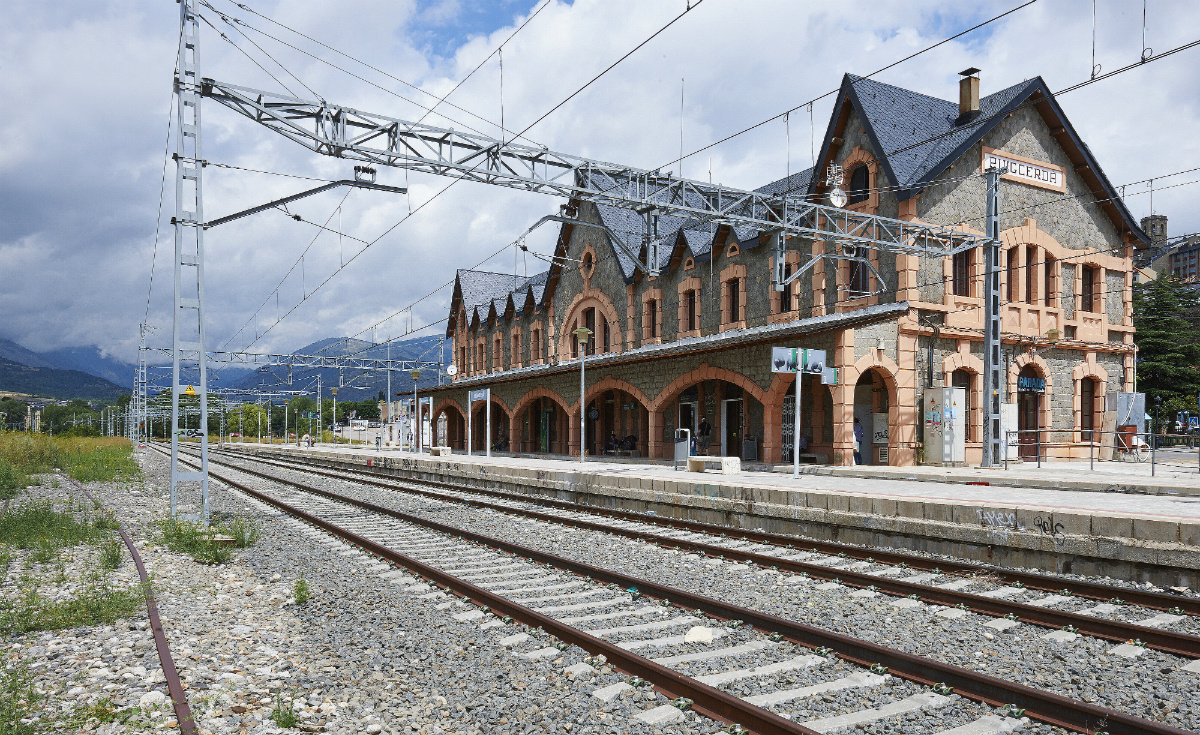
[1134,275,1200,431]
[0,398,28,427]
[354,399,380,421]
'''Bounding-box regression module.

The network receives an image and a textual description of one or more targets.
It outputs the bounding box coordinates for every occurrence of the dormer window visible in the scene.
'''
[847,165,869,205]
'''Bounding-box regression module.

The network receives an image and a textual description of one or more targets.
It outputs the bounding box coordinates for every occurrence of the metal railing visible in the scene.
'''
[1003,427,1199,476]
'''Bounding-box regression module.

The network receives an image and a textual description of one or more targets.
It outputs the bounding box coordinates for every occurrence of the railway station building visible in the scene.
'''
[424,70,1148,467]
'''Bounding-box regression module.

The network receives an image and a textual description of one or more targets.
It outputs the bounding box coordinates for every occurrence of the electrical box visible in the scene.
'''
[925,388,966,465]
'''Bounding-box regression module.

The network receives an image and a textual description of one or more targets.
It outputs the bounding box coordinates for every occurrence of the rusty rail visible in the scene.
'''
[176,449,1193,735]
[231,453,1200,656]
[226,445,1200,616]
[66,475,198,735]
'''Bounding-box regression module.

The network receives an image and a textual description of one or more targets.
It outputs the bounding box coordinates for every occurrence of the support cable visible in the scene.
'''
[236,1,706,353]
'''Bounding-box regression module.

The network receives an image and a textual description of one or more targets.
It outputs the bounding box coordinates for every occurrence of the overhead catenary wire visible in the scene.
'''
[235,2,708,355]
[144,77,179,325]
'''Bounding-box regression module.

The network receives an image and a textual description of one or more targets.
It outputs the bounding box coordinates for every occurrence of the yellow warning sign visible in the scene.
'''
[183,385,196,396]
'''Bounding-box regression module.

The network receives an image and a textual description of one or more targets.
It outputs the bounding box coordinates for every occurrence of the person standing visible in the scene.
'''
[853,418,864,464]
[697,416,712,454]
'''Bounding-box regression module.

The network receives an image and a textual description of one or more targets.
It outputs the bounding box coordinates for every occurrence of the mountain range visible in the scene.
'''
[0,334,451,403]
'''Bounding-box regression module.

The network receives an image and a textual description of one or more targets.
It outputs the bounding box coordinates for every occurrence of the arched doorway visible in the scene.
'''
[517,395,569,454]
[781,374,834,463]
[432,403,467,450]
[1016,364,1045,459]
[585,387,649,457]
[853,368,893,465]
[664,380,761,459]
[471,400,509,452]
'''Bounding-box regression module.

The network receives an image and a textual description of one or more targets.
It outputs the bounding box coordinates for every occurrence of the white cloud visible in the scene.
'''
[1,0,1197,365]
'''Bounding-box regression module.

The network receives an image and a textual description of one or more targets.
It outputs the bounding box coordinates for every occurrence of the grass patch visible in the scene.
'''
[0,460,30,500]
[154,513,260,564]
[0,500,103,553]
[100,538,123,571]
[0,435,140,485]
[0,573,146,636]
[270,691,298,728]
[293,576,310,604]
[0,658,42,735]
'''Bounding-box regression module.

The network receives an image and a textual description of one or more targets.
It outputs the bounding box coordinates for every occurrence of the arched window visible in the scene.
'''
[847,165,869,205]
[952,247,974,297]
[951,369,975,441]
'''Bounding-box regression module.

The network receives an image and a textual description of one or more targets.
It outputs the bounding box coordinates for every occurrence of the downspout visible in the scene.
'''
[919,315,941,388]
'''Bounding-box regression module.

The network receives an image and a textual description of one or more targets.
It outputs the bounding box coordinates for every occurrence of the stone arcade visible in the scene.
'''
[423,70,1147,467]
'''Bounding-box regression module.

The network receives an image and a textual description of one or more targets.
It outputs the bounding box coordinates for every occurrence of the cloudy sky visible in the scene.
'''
[2,0,1197,365]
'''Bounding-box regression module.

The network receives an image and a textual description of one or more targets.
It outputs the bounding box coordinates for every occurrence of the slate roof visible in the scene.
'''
[445,301,910,388]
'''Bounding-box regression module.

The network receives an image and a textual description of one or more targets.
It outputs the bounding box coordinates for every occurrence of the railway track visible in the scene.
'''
[205,445,1200,658]
[158,443,1197,734]
[217,444,1200,616]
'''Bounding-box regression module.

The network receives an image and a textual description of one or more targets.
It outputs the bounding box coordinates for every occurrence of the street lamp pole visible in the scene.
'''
[573,326,593,463]
[331,387,339,444]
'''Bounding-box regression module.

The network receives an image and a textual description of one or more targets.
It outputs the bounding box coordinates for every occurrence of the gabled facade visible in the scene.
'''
[429,70,1146,467]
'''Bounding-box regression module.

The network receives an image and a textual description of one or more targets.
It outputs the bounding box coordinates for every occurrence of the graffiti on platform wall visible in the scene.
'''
[1032,516,1067,547]
[975,509,1024,543]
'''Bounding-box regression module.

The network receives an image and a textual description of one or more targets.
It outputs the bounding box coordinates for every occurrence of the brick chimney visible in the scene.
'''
[957,67,981,126]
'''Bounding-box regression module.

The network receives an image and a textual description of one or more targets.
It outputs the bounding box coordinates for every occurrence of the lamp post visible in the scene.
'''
[411,370,421,453]
[331,387,339,443]
[573,326,593,463]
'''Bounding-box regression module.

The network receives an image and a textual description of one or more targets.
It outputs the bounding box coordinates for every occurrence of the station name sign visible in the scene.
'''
[1017,375,1046,393]
[982,147,1065,193]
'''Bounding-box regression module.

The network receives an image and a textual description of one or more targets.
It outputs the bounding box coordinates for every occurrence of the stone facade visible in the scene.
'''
[432,73,1146,467]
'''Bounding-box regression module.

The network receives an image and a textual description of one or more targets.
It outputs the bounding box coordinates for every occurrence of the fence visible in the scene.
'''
[1003,428,1199,476]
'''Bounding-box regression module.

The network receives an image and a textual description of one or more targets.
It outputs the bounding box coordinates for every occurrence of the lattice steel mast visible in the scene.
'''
[170,0,210,524]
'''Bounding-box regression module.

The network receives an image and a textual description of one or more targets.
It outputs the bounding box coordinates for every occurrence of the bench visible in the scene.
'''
[428,446,452,457]
[605,449,638,458]
[686,456,740,474]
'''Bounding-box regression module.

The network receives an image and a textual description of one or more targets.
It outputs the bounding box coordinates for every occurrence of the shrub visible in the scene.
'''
[293,577,310,604]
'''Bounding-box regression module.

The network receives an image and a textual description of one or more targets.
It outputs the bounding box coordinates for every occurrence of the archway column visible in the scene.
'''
[647,410,664,459]
[832,330,856,465]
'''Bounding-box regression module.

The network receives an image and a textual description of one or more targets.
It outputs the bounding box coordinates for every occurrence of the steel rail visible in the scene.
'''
[153,447,814,735]
[169,447,1193,735]
[204,448,1200,658]
[219,445,1200,616]
[66,475,198,735]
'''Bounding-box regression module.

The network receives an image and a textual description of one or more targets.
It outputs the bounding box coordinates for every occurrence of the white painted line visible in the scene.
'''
[694,655,824,686]
[803,693,950,733]
[743,671,887,707]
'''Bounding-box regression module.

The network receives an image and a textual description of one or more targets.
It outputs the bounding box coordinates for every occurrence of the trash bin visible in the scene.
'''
[1117,425,1136,451]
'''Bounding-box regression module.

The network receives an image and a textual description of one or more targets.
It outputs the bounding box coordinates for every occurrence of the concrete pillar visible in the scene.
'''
[648,409,664,459]
[832,329,856,465]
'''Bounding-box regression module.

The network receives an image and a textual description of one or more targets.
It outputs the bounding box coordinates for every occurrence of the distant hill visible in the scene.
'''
[233,334,451,401]
[0,338,58,369]
[0,357,127,401]
[41,345,137,388]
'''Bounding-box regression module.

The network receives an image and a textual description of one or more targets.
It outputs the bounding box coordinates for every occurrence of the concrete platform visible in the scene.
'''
[221,443,1200,588]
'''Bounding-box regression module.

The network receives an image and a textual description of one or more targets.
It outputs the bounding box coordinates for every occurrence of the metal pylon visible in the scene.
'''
[169,0,209,525]
[981,165,1005,467]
